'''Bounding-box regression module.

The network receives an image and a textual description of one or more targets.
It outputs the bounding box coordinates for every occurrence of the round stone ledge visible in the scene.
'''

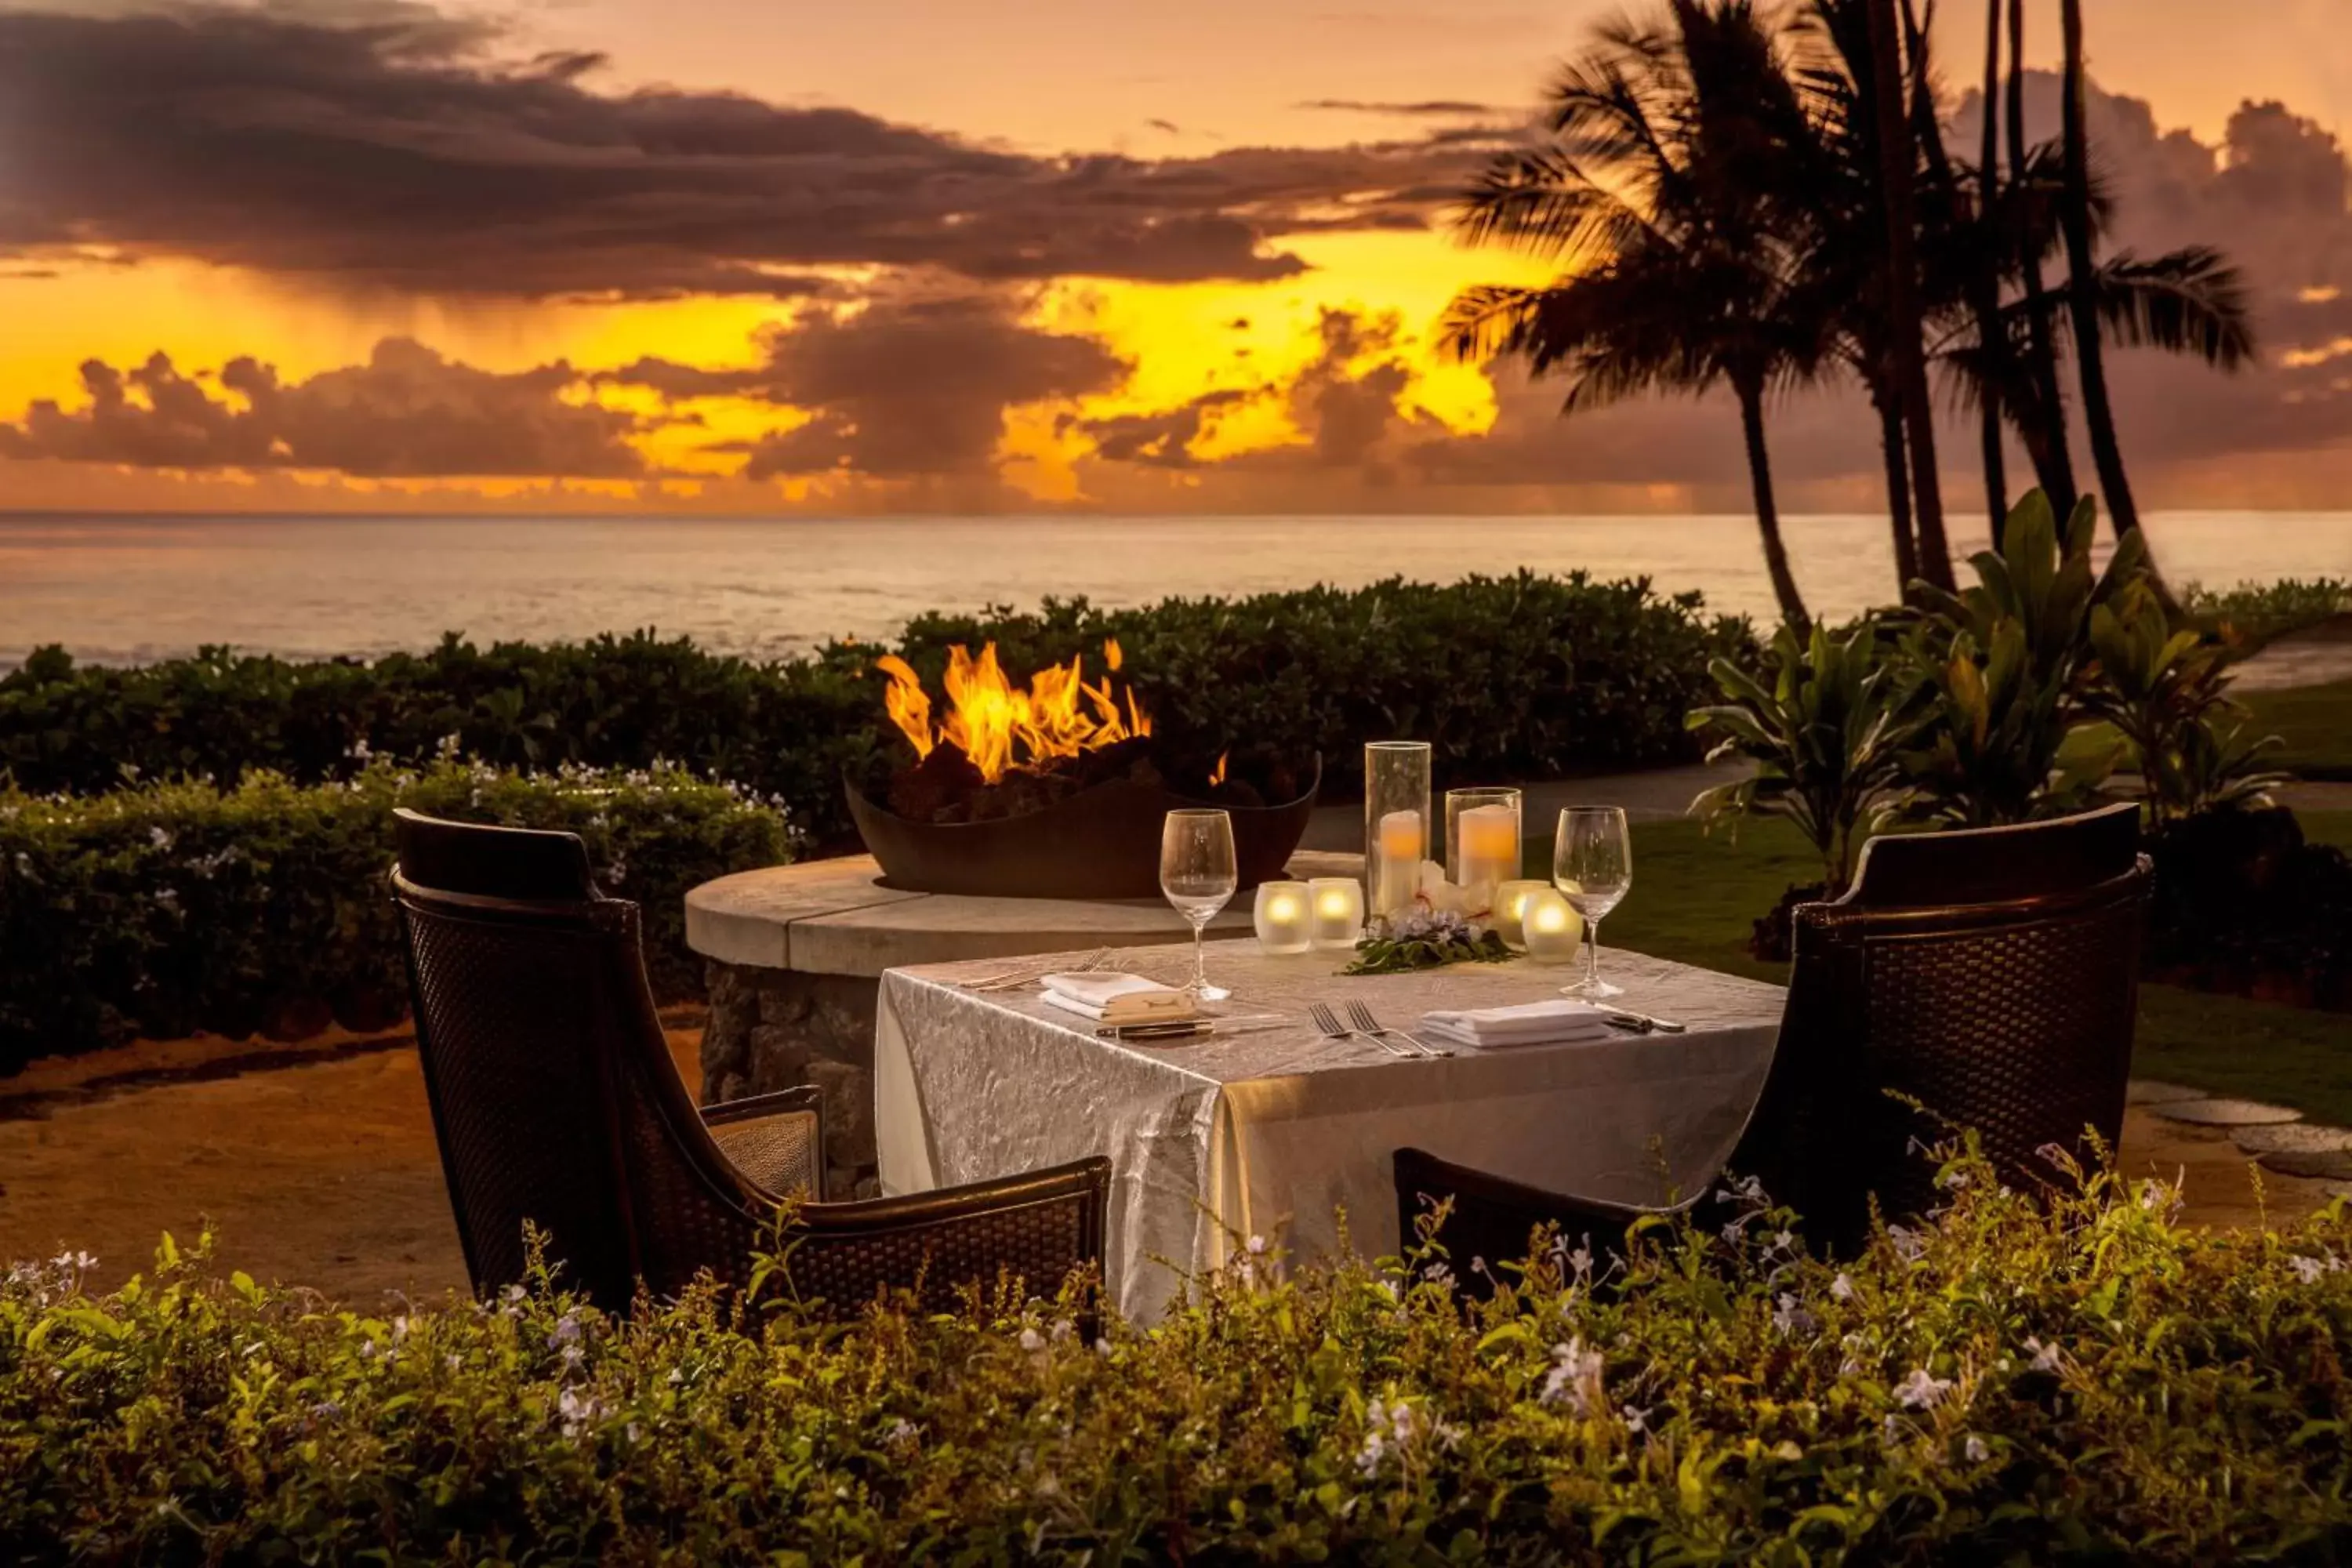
[2150,1098,2305,1127]
[2231,1123,2352,1156]
[689,850,1364,978]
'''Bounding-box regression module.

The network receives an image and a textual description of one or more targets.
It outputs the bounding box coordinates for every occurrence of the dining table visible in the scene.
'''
[874,941,1787,1320]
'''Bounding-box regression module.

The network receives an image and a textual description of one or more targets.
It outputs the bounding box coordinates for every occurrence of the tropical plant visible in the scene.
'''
[1443,0,1821,630]
[2059,0,2139,557]
[1688,621,1925,892]
[2085,578,2288,820]
[1894,489,2132,826]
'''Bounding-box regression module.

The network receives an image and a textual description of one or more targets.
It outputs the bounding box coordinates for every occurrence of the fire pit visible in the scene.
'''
[849,641,1319,899]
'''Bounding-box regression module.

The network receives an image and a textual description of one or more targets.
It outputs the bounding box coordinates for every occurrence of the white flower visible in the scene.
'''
[148,826,174,851]
[2023,1336,2061,1374]
[1018,1327,1046,1353]
[2289,1254,2328,1284]
[1830,1272,1855,1301]
[1771,1293,1818,1338]
[886,1417,918,1444]
[1540,1337,1606,1417]
[1886,1226,1926,1263]
[1965,1435,1991,1463]
[1893,1367,1953,1410]
[1246,1234,1269,1257]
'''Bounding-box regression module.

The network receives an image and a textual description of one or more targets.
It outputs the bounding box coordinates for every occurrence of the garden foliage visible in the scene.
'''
[2,1147,2347,1563]
[0,575,1750,845]
[0,757,790,1071]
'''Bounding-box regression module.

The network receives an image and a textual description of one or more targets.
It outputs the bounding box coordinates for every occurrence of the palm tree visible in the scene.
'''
[1861,0,1954,591]
[2059,0,2148,564]
[2007,0,2078,516]
[1442,0,1820,632]
[1973,0,2010,539]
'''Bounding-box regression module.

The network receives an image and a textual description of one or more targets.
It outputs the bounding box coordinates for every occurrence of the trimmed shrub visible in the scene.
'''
[2,1147,2347,1563]
[0,757,792,1071]
[1,575,1751,844]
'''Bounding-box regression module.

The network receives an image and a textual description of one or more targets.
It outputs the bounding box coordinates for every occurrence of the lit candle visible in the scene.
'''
[1455,803,1520,898]
[1490,879,1550,949]
[1308,877,1366,949]
[1519,888,1584,965]
[1372,809,1424,916]
[1253,880,1312,955]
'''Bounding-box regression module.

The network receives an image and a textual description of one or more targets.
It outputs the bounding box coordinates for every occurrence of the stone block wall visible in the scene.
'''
[699,960,881,1199]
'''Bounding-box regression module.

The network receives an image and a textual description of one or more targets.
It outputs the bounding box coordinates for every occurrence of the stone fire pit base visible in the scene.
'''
[688,851,1357,1197]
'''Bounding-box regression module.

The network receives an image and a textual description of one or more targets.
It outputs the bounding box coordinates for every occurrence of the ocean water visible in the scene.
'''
[2,511,2347,670]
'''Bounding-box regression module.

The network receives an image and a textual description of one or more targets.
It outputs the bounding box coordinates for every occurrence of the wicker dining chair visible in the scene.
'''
[390,808,1111,1316]
[1399,801,2152,1268]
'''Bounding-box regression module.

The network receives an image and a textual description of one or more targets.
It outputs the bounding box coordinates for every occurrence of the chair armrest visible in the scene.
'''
[702,1086,825,1198]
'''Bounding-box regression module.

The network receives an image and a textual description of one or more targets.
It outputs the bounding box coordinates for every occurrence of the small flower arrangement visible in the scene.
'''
[1344,864,1515,975]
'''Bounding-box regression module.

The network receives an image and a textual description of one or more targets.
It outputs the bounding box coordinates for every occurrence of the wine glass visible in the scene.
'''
[1552,806,1632,1000]
[1160,808,1238,1002]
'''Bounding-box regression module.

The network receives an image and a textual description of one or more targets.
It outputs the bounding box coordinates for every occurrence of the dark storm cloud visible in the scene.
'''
[1297,98,1510,116]
[1060,387,1260,468]
[0,339,648,477]
[0,3,1487,299]
[614,291,1129,480]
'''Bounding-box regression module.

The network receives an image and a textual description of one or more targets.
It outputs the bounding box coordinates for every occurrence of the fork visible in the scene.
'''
[1308,1000,1414,1058]
[959,946,1113,993]
[1345,1000,1451,1058]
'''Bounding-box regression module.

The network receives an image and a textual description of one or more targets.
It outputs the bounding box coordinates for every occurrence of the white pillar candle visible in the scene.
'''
[1519,887,1584,964]
[1490,879,1550,950]
[1253,880,1313,955]
[1371,809,1424,916]
[1308,877,1367,949]
[1455,802,1520,898]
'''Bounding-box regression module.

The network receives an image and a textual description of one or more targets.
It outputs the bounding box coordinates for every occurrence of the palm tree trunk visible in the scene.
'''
[1736,376,1810,633]
[1867,0,1955,590]
[2059,0,2158,572]
[2009,0,2078,517]
[1977,0,2010,544]
[1875,389,1921,590]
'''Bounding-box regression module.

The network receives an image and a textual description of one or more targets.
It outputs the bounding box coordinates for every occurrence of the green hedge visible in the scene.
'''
[0,758,791,1072]
[2,1147,2347,1563]
[0,575,1751,844]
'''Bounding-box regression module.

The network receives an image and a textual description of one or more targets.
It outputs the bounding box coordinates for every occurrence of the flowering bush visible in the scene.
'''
[2,1145,2347,1563]
[0,755,791,1069]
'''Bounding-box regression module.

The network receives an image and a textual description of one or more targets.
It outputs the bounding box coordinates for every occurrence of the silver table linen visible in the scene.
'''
[876,942,1784,1321]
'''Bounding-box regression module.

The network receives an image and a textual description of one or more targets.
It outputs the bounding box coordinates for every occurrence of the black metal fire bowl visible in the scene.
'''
[848,756,1321,900]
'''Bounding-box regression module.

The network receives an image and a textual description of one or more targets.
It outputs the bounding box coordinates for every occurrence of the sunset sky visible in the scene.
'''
[1,0,2347,515]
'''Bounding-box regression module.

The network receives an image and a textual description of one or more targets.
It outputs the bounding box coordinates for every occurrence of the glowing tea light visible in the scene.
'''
[1454,802,1520,895]
[1490,879,1551,949]
[1519,888,1584,965]
[1308,877,1367,950]
[1253,880,1313,955]
[1372,809,1425,916]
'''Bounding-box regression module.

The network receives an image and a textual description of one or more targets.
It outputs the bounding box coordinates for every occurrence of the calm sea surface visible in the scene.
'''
[3,512,2348,670]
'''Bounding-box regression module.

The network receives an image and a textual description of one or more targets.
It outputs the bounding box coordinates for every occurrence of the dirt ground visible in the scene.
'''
[2,1023,2338,1307]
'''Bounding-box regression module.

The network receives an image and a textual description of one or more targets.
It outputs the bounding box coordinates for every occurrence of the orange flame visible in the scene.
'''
[877,641,1152,784]
[1209,751,1229,787]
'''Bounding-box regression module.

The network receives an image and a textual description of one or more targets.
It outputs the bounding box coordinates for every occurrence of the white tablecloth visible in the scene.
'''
[876,942,1784,1320]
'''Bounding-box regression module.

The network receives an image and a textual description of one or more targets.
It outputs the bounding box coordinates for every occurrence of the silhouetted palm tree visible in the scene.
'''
[2059,0,2147,565]
[1973,0,2010,539]
[2007,0,2078,516]
[1443,0,1820,632]
[1860,0,1954,590]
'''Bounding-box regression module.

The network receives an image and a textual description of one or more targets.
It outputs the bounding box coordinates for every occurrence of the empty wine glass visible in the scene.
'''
[1160,808,1238,1001]
[1552,805,1632,999]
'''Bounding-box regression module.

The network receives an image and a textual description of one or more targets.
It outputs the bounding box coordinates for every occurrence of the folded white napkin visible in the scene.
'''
[1419,999,1616,1049]
[1040,971,1195,1025]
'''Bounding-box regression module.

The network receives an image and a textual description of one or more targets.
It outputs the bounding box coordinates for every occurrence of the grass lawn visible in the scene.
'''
[2240,678,2352,778]
[1537,814,2352,1126]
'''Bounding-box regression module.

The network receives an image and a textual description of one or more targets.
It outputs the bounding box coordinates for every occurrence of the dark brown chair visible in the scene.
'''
[1399,802,2152,1266]
[390,808,1110,1316]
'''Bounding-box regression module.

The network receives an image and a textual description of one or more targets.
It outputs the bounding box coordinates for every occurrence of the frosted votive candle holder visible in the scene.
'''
[1308,877,1367,950]
[1490,878,1551,950]
[1519,887,1584,965]
[1253,880,1313,955]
